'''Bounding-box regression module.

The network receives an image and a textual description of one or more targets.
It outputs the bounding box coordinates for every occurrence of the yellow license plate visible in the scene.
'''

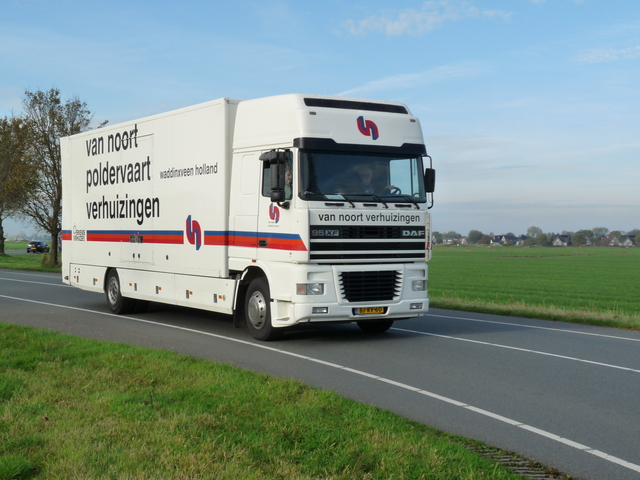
[355,307,386,315]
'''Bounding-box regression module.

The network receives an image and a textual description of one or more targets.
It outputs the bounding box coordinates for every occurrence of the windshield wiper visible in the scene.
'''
[333,193,390,209]
[335,194,357,208]
[370,194,389,208]
[396,195,420,209]
[303,191,327,200]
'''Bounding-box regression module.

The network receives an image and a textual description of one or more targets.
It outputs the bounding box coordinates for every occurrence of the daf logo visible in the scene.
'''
[402,230,425,237]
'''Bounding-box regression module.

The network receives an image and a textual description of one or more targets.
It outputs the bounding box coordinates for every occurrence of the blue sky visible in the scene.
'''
[2,0,639,237]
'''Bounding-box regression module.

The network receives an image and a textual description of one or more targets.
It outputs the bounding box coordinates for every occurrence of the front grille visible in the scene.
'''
[339,270,402,302]
[311,225,420,239]
[312,241,424,252]
[310,225,426,262]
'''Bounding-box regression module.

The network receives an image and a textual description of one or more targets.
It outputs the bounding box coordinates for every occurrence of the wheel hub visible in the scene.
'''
[107,277,119,306]
[247,291,267,329]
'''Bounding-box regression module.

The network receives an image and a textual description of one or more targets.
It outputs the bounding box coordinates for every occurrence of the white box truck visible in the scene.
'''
[61,94,435,340]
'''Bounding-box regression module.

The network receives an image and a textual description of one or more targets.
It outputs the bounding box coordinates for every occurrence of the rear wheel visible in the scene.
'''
[245,277,282,341]
[105,270,137,314]
[357,320,394,333]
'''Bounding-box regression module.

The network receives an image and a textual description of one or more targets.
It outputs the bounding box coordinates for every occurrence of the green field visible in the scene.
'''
[429,245,640,329]
[2,241,29,251]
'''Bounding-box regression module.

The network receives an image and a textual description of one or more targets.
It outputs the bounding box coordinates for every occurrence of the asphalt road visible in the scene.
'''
[2,269,640,480]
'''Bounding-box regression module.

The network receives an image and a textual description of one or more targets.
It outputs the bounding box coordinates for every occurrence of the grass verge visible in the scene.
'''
[430,296,640,330]
[0,323,536,480]
[0,254,61,273]
[0,242,60,273]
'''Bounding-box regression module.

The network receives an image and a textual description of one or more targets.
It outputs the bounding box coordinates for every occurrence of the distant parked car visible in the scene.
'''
[27,241,50,253]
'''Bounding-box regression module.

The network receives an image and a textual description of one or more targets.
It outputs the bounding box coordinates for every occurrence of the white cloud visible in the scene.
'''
[574,46,640,63]
[338,61,490,96]
[344,1,512,37]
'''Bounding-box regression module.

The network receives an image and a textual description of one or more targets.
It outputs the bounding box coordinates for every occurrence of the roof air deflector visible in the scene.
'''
[303,98,408,114]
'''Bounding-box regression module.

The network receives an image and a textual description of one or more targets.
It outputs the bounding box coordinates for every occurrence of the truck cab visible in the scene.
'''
[228,95,435,340]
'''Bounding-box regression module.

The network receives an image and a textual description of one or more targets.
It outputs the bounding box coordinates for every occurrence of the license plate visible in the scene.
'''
[354,307,386,315]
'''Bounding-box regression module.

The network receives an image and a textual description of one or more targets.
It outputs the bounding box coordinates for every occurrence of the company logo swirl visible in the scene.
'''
[269,203,280,223]
[186,215,202,250]
[357,116,379,140]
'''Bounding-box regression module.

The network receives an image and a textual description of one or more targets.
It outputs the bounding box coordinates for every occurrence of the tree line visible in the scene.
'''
[434,226,640,246]
[0,88,105,265]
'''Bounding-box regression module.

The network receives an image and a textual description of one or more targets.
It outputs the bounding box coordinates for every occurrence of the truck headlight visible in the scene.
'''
[296,283,325,295]
[411,280,426,291]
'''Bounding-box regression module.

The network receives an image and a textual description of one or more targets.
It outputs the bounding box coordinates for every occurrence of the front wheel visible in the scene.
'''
[245,277,282,341]
[357,320,394,333]
[105,270,137,314]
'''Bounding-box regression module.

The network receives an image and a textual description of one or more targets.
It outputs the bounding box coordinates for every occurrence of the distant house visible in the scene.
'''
[516,235,530,246]
[552,235,571,246]
[607,235,621,246]
[502,235,519,245]
[610,235,637,247]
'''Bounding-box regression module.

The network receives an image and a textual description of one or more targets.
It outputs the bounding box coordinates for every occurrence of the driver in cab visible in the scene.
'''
[356,166,395,195]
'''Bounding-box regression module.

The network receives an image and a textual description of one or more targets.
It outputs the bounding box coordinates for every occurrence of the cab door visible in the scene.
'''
[256,154,302,263]
[228,153,259,263]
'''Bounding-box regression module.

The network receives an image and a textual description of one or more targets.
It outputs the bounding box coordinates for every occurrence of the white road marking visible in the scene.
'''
[392,327,640,374]
[427,312,640,343]
[2,293,640,475]
[0,277,68,287]
[0,271,60,279]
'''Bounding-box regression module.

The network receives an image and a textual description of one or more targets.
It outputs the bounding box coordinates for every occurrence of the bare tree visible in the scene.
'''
[536,233,551,246]
[526,226,543,238]
[21,88,105,266]
[467,229,483,244]
[0,116,33,255]
[572,232,588,246]
[591,227,609,240]
[480,234,492,245]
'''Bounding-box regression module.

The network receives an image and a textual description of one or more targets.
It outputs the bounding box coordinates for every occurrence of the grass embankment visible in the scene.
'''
[0,242,61,273]
[429,246,640,330]
[0,323,530,480]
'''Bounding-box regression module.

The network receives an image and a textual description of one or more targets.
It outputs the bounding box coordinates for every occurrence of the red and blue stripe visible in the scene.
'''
[86,230,184,244]
[62,229,306,251]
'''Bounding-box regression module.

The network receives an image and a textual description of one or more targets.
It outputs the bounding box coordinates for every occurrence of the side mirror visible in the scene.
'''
[271,190,285,202]
[270,162,285,202]
[261,149,290,206]
[424,168,436,193]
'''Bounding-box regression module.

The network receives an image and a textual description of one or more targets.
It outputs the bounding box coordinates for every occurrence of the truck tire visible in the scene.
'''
[357,320,394,333]
[105,270,136,314]
[245,277,282,341]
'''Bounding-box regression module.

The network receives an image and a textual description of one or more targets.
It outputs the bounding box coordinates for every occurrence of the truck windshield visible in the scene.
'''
[300,151,426,202]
